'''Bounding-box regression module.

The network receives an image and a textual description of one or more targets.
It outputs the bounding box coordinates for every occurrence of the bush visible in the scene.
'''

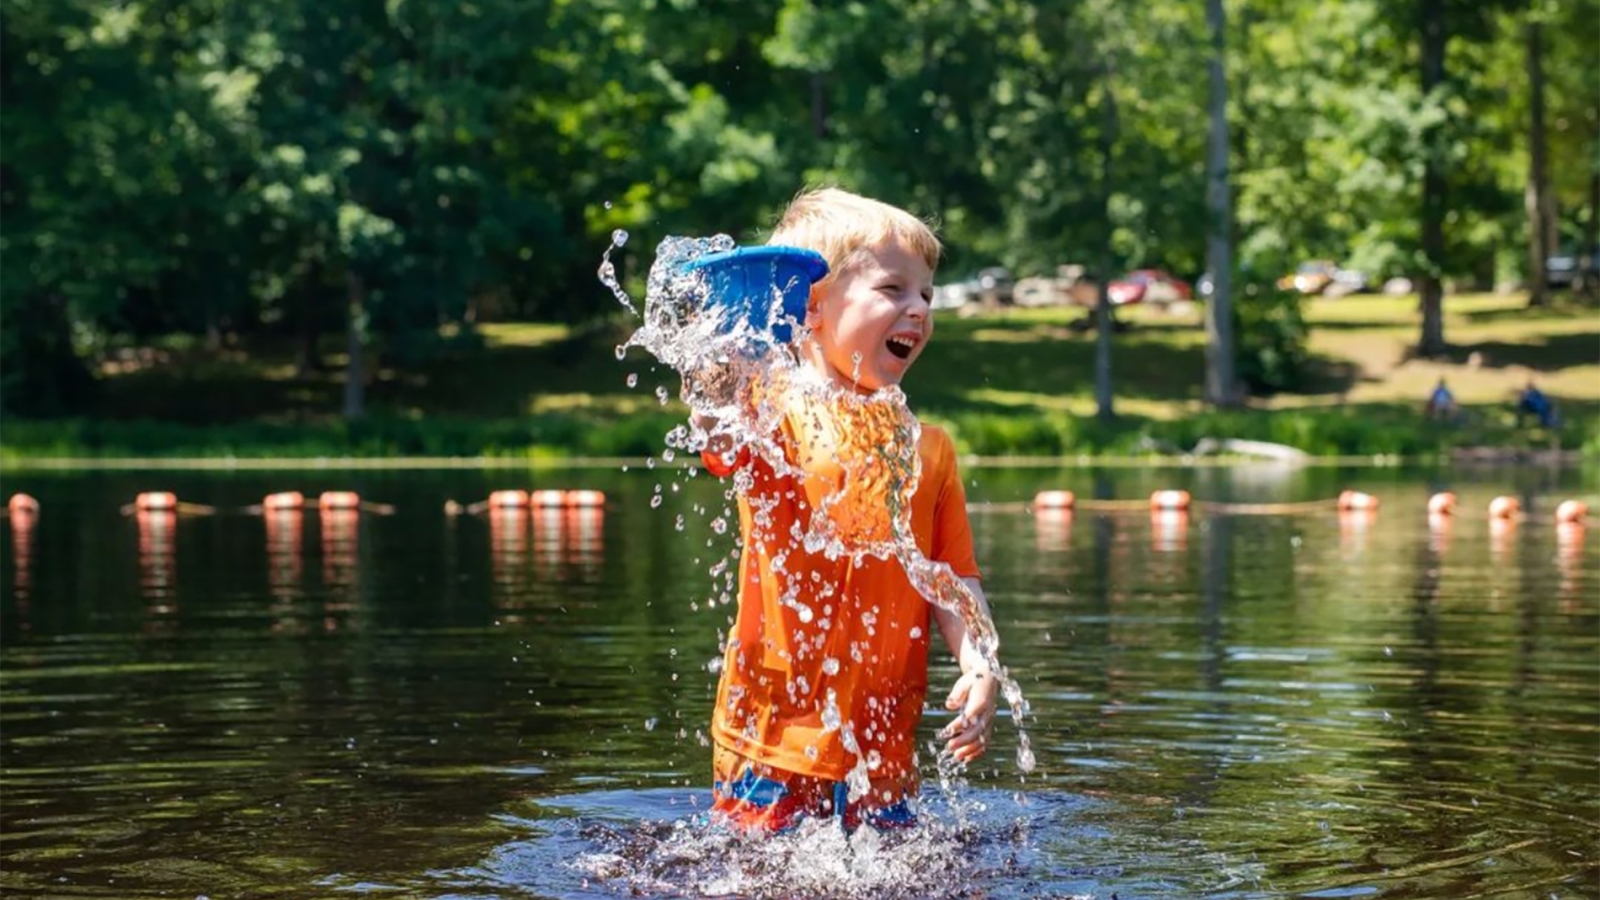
[1233,281,1309,394]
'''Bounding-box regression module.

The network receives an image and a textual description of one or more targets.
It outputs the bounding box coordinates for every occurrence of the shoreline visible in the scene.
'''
[1,447,1589,472]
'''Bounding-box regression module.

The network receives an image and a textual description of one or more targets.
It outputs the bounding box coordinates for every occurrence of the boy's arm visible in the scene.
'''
[683,365,746,474]
[931,577,1001,764]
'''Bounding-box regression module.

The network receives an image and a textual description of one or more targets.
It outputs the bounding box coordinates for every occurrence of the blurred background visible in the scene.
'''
[2,0,1596,461]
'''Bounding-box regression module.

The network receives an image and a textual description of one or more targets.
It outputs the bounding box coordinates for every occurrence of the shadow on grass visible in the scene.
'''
[1421,332,1600,372]
[1458,297,1600,324]
[89,323,649,424]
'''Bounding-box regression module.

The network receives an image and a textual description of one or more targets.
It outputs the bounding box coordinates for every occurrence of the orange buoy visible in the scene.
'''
[1555,500,1588,525]
[1032,490,1076,511]
[318,491,362,511]
[565,489,606,508]
[530,489,606,508]
[135,491,179,512]
[1337,490,1379,512]
[9,493,40,516]
[1150,490,1192,512]
[488,489,531,509]
[264,491,305,512]
[1427,492,1456,516]
[1488,496,1521,520]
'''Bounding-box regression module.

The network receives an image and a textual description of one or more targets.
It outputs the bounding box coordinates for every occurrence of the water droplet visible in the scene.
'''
[644,717,658,731]
[650,495,663,509]
[604,200,614,210]
[1016,745,1037,772]
[612,228,629,247]
[626,372,638,388]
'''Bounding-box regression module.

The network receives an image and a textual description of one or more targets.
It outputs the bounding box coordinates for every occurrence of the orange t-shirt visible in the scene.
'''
[705,404,980,784]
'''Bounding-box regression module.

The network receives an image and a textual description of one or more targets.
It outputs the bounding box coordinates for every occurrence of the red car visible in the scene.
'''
[1107,269,1194,306]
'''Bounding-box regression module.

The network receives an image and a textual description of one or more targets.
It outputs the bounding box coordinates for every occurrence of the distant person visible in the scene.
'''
[1516,380,1558,428]
[1424,378,1456,421]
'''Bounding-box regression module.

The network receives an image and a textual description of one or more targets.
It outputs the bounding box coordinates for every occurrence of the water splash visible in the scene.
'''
[604,232,1035,781]
[573,814,985,900]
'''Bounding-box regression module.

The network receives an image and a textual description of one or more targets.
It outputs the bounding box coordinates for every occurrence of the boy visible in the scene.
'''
[695,188,1000,832]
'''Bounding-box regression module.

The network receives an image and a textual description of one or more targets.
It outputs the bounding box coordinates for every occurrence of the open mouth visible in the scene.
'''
[886,335,917,360]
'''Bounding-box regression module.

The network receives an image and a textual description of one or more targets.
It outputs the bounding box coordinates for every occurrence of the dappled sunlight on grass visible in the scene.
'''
[478,322,573,347]
[960,387,1083,412]
[21,291,1595,461]
[526,392,669,416]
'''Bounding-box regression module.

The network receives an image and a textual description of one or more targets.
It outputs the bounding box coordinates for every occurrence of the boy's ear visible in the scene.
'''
[805,284,823,321]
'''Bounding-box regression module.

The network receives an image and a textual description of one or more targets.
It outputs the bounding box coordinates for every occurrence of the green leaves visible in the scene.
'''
[4,0,1593,416]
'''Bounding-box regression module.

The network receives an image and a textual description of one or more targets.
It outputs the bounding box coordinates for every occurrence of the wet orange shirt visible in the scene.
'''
[706,408,979,785]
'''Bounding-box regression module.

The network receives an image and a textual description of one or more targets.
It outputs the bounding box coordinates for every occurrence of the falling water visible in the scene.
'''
[604,232,1035,780]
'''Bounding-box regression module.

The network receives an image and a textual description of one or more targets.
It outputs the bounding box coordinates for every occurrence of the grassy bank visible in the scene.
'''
[4,293,1596,464]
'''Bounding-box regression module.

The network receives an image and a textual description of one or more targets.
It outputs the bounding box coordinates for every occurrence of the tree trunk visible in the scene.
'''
[810,72,827,139]
[1525,15,1551,308]
[1094,53,1119,424]
[1417,0,1448,357]
[342,271,366,420]
[1589,172,1600,259]
[293,267,324,379]
[1203,0,1238,407]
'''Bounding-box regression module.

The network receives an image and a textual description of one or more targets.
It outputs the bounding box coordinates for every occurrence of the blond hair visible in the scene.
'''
[766,187,941,284]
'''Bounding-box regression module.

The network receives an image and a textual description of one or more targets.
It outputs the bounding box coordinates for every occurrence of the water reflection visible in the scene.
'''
[320,507,360,632]
[1150,508,1187,554]
[1557,522,1585,613]
[266,506,306,633]
[0,470,1595,899]
[8,495,37,629]
[1032,507,1071,553]
[534,505,606,577]
[1339,507,1376,558]
[490,504,531,614]
[136,508,178,632]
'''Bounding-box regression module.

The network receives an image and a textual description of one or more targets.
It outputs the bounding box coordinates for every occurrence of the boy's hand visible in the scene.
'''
[938,667,999,763]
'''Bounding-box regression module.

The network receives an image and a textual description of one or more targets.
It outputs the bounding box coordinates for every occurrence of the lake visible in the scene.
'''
[2,463,1596,899]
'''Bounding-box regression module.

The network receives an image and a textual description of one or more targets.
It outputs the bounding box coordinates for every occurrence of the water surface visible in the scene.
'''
[2,465,1596,898]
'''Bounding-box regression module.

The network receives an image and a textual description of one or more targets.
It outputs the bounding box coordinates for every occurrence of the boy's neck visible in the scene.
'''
[797,343,888,397]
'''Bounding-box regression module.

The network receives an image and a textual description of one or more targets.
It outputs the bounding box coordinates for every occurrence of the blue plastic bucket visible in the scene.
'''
[682,246,829,343]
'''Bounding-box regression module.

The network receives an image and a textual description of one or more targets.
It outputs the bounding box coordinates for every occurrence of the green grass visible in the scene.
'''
[4,292,1596,463]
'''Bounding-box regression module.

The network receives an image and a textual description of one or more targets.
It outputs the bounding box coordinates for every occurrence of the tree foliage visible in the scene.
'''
[2,0,1594,414]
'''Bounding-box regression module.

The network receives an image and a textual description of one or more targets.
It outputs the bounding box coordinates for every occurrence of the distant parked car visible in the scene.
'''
[1547,244,1599,290]
[1276,260,1371,297]
[1324,267,1372,298]
[1277,260,1338,295]
[1107,269,1193,306]
[1382,276,1415,295]
[1012,276,1062,308]
[931,281,972,310]
[975,267,1015,304]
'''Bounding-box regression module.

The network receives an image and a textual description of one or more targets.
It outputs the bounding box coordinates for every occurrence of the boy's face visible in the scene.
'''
[803,238,935,393]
